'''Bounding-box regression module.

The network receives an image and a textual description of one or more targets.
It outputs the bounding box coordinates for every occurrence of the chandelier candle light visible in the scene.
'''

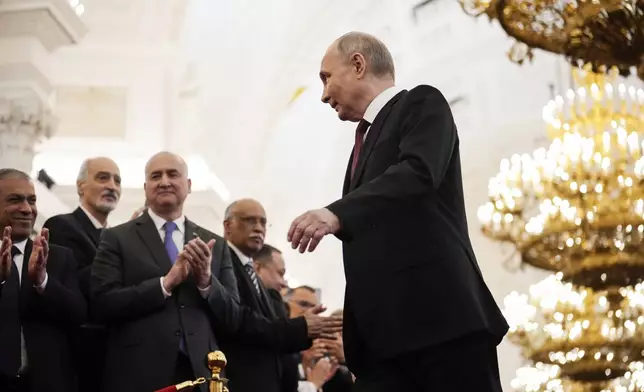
[478,65,644,390]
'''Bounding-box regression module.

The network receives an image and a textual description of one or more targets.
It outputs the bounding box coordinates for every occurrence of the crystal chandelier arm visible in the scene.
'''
[326,85,456,238]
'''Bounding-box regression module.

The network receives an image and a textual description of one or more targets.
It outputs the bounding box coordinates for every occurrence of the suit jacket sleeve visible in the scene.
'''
[91,228,166,323]
[327,85,457,241]
[43,217,92,297]
[206,243,310,352]
[33,246,87,325]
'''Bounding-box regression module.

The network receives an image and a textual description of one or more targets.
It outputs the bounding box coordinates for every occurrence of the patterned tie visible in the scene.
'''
[351,119,370,179]
[163,222,179,264]
[244,263,260,295]
[162,222,186,353]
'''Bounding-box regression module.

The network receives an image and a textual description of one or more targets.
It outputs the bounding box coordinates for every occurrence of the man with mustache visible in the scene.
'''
[288,32,508,391]
[219,199,318,392]
[44,157,121,392]
[0,168,86,392]
[91,153,338,392]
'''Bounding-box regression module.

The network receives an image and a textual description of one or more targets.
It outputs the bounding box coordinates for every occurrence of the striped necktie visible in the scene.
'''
[244,263,260,294]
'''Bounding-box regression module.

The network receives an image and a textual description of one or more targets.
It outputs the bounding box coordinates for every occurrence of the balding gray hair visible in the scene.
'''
[77,159,90,182]
[224,202,236,220]
[145,151,189,176]
[0,168,31,181]
[334,31,395,80]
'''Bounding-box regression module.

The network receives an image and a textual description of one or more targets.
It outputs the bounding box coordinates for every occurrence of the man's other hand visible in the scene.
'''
[303,304,343,338]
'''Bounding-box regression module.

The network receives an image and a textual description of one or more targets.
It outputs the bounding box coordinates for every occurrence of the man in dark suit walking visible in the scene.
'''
[43,156,120,392]
[288,32,509,391]
[219,199,315,392]
[0,169,87,392]
[92,152,338,392]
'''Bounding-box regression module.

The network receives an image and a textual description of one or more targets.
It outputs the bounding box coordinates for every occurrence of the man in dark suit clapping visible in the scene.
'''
[0,169,86,392]
[92,152,339,392]
[288,32,508,391]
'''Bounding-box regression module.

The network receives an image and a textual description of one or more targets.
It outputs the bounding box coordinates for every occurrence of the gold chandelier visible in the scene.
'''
[478,65,644,389]
[478,65,644,289]
[457,0,644,80]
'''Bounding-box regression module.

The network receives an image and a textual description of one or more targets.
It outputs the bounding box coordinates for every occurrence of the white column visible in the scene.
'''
[0,0,87,173]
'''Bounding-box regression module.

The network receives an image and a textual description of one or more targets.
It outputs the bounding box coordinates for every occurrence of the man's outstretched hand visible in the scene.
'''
[287,208,340,253]
[303,304,343,338]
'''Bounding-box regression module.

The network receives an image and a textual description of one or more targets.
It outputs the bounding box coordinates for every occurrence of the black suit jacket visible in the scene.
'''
[267,289,300,392]
[218,253,308,392]
[326,85,509,374]
[43,207,101,301]
[0,240,87,392]
[91,211,309,392]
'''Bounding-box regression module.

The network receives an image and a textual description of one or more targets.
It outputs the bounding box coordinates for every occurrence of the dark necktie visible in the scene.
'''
[351,119,370,179]
[244,263,260,295]
[162,222,186,353]
[3,246,22,374]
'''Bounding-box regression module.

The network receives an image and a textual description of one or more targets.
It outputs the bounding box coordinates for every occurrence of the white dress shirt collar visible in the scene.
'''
[147,208,185,234]
[363,85,404,124]
[227,241,252,266]
[79,205,108,229]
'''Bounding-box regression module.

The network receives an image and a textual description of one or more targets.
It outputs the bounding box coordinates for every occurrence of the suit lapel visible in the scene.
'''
[19,240,33,311]
[349,90,407,191]
[258,283,276,318]
[135,212,173,273]
[72,208,101,246]
[341,152,353,196]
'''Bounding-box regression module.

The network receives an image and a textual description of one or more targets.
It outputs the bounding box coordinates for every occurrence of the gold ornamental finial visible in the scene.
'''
[207,351,229,392]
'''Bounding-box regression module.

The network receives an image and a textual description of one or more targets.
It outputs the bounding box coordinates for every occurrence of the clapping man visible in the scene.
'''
[0,169,86,392]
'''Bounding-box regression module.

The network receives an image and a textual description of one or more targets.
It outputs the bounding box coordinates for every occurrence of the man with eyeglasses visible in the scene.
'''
[220,199,335,392]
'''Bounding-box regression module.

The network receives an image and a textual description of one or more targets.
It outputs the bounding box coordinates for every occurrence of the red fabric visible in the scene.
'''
[154,386,178,392]
[350,120,370,179]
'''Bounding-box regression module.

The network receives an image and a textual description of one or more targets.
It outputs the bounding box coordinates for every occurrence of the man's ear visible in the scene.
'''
[187,178,192,194]
[351,53,367,79]
[76,180,84,197]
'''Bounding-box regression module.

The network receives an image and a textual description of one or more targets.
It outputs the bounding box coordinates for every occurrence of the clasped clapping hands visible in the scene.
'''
[165,236,216,291]
[0,226,49,288]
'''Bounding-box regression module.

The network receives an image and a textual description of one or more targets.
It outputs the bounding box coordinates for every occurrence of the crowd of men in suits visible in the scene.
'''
[0,152,350,392]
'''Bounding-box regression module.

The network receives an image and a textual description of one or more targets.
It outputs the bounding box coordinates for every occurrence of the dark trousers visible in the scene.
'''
[352,332,503,392]
[75,325,108,392]
[173,352,195,385]
[0,373,30,392]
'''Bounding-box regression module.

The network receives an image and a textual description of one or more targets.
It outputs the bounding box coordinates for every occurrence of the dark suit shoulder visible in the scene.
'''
[105,217,139,235]
[193,224,223,242]
[43,212,76,228]
[407,84,446,100]
[398,85,453,128]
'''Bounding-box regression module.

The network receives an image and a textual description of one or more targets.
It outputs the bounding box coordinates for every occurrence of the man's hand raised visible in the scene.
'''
[0,226,12,283]
[303,304,343,339]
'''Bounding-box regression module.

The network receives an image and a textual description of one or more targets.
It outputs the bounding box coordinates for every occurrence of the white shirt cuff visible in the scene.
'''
[34,273,48,293]
[198,285,211,298]
[160,277,171,298]
[298,381,318,392]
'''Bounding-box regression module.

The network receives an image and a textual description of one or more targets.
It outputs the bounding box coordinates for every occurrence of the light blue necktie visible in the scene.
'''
[163,221,186,353]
